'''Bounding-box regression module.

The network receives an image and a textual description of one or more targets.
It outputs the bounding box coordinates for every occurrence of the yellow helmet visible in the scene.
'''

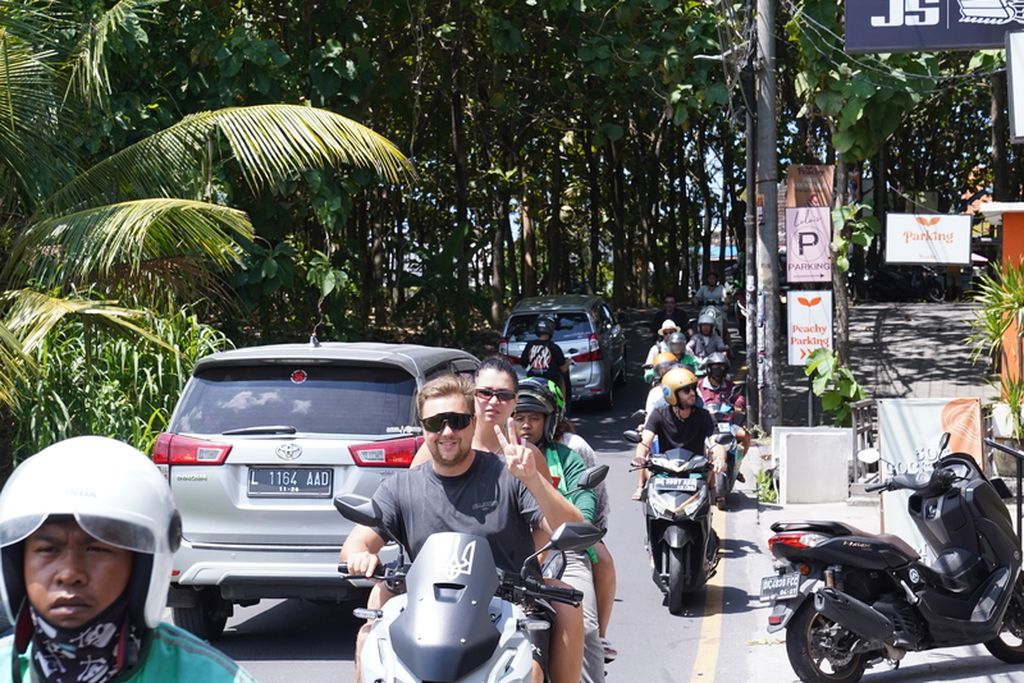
[652,352,678,368]
[661,366,698,406]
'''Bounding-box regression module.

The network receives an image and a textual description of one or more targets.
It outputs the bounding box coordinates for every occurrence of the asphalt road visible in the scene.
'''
[212,309,1022,683]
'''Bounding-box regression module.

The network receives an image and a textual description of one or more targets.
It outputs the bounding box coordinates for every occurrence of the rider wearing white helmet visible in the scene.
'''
[0,436,257,683]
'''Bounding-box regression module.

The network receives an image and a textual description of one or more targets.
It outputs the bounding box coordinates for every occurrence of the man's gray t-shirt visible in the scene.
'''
[372,451,544,574]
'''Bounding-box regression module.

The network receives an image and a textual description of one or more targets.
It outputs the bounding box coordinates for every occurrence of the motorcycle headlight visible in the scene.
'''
[684,487,707,517]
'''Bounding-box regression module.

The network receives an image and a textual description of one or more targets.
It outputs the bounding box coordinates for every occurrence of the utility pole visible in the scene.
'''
[755,0,781,428]
[743,0,758,420]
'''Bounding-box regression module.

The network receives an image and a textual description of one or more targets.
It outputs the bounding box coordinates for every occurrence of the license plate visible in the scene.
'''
[718,422,731,433]
[248,467,333,498]
[655,477,698,492]
[760,572,801,601]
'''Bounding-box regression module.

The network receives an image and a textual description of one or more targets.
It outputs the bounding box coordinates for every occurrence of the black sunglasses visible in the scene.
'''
[475,387,517,402]
[421,411,474,433]
[678,384,697,394]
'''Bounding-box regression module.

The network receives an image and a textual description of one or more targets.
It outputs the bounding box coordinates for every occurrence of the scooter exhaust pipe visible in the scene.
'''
[814,587,895,647]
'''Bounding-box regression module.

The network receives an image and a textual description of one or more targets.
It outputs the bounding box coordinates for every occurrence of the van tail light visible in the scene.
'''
[152,433,232,465]
[572,334,603,363]
[349,437,423,468]
[767,532,829,551]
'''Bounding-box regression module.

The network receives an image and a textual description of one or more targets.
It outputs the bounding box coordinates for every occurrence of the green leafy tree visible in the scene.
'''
[0,1,411,408]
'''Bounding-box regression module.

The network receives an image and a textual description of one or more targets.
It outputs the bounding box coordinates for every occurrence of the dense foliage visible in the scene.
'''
[0,0,1016,457]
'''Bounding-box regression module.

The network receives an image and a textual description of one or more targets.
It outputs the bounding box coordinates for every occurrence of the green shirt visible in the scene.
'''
[0,623,259,683]
[543,441,598,524]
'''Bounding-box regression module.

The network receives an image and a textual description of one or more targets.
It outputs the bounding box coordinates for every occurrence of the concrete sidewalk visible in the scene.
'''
[780,302,996,425]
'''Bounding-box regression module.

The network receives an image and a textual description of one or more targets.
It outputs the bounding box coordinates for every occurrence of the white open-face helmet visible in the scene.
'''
[0,436,180,628]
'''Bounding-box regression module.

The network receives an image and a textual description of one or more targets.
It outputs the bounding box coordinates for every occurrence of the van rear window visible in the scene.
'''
[172,365,417,435]
[506,313,593,342]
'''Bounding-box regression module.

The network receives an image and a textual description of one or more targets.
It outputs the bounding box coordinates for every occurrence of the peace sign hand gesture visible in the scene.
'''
[495,418,538,484]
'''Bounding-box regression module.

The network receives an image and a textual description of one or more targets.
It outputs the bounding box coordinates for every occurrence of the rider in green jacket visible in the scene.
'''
[0,436,258,683]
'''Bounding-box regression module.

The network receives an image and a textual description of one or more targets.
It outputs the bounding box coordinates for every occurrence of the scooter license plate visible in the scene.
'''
[655,477,698,492]
[759,572,801,601]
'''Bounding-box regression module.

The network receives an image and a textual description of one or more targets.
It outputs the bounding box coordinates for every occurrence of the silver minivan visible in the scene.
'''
[499,295,627,408]
[155,341,479,639]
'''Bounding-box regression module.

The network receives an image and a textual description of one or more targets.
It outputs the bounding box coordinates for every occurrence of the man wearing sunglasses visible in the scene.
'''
[341,374,585,683]
[630,367,727,503]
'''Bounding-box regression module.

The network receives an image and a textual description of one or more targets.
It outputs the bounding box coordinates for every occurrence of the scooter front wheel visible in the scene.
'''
[984,583,1024,663]
[666,545,687,615]
[785,601,867,683]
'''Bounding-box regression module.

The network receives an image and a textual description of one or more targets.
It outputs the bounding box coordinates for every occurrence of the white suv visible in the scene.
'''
[155,341,479,639]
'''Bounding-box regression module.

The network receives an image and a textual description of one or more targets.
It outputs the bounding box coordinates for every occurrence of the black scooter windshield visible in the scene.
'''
[390,532,502,681]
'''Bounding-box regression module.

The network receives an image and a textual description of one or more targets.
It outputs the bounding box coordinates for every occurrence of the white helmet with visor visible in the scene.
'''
[0,436,181,628]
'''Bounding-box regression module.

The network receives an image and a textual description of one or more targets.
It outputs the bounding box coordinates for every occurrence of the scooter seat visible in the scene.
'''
[771,520,920,562]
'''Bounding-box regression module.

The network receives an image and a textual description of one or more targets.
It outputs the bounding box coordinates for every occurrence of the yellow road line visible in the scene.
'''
[689,509,727,683]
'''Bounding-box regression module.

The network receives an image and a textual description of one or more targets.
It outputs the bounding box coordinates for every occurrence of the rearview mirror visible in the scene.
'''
[575,465,609,491]
[548,522,606,553]
[333,494,382,527]
[622,430,641,444]
[630,408,646,422]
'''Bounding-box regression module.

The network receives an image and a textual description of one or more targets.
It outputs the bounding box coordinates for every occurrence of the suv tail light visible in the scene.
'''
[572,334,603,363]
[152,433,232,465]
[499,338,520,363]
[767,532,829,551]
[349,437,423,468]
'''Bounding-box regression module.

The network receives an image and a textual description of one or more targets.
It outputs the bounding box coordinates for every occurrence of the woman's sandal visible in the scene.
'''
[631,486,644,501]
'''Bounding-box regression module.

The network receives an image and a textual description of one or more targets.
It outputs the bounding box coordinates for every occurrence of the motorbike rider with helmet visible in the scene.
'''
[342,374,586,683]
[649,293,679,342]
[694,272,731,346]
[686,311,730,366]
[0,436,257,683]
[520,316,570,412]
[698,351,752,463]
[513,378,605,683]
[666,332,697,374]
[644,320,681,368]
[630,367,728,505]
[644,352,679,414]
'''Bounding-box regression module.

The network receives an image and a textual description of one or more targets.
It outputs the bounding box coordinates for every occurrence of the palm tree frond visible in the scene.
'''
[41,105,415,215]
[2,288,176,355]
[66,0,165,106]
[6,198,253,288]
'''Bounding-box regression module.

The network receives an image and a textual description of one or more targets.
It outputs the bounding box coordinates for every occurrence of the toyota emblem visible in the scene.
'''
[276,443,302,461]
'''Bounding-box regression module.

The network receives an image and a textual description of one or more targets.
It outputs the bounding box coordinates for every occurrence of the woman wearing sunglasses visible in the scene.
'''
[411,357,552,482]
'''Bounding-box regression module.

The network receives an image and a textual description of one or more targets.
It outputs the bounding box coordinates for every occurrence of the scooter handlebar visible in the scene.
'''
[338,562,387,579]
[864,481,889,493]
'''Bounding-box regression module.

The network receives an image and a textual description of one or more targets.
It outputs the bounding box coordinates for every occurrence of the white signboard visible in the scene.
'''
[787,290,832,366]
[1008,32,1024,143]
[877,398,983,565]
[884,214,971,266]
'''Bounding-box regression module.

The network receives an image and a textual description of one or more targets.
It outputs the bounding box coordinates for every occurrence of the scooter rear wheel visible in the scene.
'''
[785,601,866,683]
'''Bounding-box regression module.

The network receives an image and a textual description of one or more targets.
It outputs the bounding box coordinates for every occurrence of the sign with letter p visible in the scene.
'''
[786,207,832,283]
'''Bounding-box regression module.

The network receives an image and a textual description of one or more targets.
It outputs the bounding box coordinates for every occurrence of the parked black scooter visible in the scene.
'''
[761,434,1024,683]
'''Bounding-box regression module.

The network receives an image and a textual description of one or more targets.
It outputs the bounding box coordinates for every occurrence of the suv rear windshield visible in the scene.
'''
[506,312,593,342]
[172,365,417,435]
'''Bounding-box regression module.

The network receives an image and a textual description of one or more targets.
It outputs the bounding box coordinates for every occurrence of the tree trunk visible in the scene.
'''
[584,131,602,295]
[521,165,538,297]
[490,192,506,325]
[547,146,566,293]
[678,136,691,297]
[833,156,851,363]
[992,71,1010,201]
[450,57,469,295]
[607,140,629,307]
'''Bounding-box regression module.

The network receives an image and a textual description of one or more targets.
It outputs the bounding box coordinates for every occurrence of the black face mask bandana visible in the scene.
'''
[26,595,141,683]
[709,365,726,381]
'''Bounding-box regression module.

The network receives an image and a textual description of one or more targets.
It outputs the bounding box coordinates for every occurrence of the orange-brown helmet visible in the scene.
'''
[661,366,698,406]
